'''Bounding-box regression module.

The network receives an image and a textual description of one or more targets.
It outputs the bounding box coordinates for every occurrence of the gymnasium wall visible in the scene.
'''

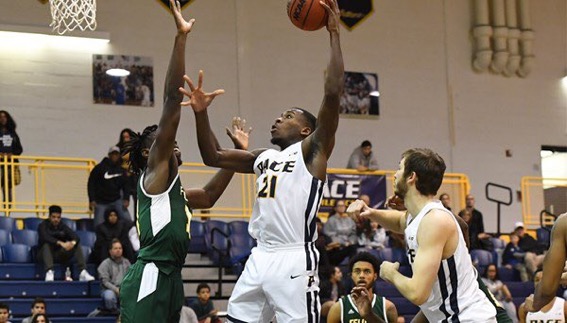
[1,0,565,232]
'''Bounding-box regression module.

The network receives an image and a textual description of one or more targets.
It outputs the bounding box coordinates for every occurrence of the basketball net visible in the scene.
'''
[49,0,97,35]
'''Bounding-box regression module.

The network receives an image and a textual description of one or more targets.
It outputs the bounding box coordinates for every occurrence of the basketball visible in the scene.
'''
[287,0,329,31]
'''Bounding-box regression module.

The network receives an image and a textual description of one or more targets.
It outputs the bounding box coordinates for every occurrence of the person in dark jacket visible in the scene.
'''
[38,205,95,282]
[0,110,23,208]
[92,208,135,264]
[88,146,130,226]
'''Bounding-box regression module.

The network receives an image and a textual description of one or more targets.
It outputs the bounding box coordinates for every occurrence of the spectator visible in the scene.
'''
[0,110,23,208]
[30,314,50,323]
[21,298,46,323]
[97,239,131,314]
[38,205,95,282]
[519,270,567,322]
[514,222,545,278]
[358,221,387,251]
[439,192,452,211]
[88,146,131,227]
[346,140,379,171]
[320,266,346,318]
[481,264,518,323]
[92,208,135,264]
[0,302,11,323]
[187,283,221,323]
[502,233,529,282]
[314,217,337,271]
[117,128,138,220]
[460,194,491,250]
[323,200,358,266]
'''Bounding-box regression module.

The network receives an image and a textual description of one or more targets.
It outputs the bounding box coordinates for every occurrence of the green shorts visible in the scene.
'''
[120,261,184,323]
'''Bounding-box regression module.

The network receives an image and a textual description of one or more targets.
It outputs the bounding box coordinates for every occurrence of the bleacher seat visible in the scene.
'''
[507,281,534,297]
[470,249,493,273]
[11,230,38,247]
[188,220,207,254]
[0,248,2,262]
[229,221,249,235]
[0,229,11,246]
[23,218,43,231]
[229,234,253,264]
[2,298,102,317]
[536,227,551,249]
[490,237,506,250]
[389,297,420,316]
[76,218,94,232]
[207,231,230,267]
[379,247,408,265]
[61,218,77,231]
[205,220,230,237]
[80,245,92,263]
[76,230,96,248]
[2,244,32,263]
[0,217,16,232]
[0,281,93,298]
[498,266,521,282]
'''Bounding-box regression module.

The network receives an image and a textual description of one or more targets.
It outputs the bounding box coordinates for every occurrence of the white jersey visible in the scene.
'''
[250,141,324,247]
[404,201,496,322]
[526,297,565,322]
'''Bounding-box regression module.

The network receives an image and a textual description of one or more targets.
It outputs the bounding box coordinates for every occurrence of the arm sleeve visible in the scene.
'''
[98,261,119,293]
[38,222,58,245]
[12,133,23,155]
[87,165,100,202]
[64,225,79,243]
[346,152,360,169]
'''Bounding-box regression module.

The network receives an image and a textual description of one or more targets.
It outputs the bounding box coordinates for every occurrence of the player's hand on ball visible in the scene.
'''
[179,70,224,112]
[379,261,400,282]
[170,0,195,35]
[226,117,252,150]
[319,0,340,33]
[387,195,406,211]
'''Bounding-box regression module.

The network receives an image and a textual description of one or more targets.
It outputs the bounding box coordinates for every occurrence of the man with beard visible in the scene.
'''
[327,252,397,323]
[348,148,497,322]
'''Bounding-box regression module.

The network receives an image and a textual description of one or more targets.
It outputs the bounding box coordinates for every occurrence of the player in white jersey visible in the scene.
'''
[178,1,344,321]
[524,213,567,314]
[347,148,497,322]
[520,270,567,323]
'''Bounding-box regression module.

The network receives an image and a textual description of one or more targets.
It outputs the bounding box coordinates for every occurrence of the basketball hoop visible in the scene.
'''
[49,0,97,35]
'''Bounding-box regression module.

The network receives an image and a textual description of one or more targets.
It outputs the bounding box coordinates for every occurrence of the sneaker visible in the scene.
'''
[79,269,95,282]
[45,270,54,282]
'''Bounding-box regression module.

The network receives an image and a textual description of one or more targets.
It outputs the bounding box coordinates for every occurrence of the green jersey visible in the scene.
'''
[339,294,388,323]
[136,173,192,274]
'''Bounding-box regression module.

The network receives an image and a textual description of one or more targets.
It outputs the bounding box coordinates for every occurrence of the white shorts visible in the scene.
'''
[227,242,320,323]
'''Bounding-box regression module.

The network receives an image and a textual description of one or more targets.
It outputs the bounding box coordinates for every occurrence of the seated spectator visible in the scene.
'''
[481,264,518,323]
[92,208,135,264]
[439,192,452,211]
[21,298,45,323]
[187,283,221,323]
[358,221,387,251]
[503,233,529,282]
[346,140,379,171]
[97,239,131,314]
[323,200,358,266]
[459,209,492,251]
[38,205,95,282]
[514,222,545,278]
[30,314,49,323]
[519,270,567,322]
[0,302,11,323]
[320,266,347,318]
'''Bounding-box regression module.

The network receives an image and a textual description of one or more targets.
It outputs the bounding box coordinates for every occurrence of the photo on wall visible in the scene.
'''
[340,71,379,118]
[92,54,154,107]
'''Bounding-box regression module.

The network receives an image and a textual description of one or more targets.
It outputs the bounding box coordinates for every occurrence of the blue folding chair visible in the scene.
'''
[470,249,494,274]
[229,221,249,235]
[2,244,32,263]
[0,229,11,246]
[23,218,44,231]
[61,218,77,231]
[12,229,39,247]
[536,227,551,249]
[188,221,207,254]
[75,230,96,248]
[0,217,16,233]
[76,218,94,232]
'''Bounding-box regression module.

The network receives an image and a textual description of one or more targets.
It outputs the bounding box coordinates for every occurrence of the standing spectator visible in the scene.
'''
[0,110,23,208]
[98,239,131,314]
[88,146,131,226]
[187,284,221,323]
[460,194,491,250]
[503,233,529,282]
[439,193,452,211]
[0,302,11,323]
[21,298,46,323]
[514,222,546,277]
[38,205,95,282]
[481,264,518,323]
[92,208,135,264]
[346,140,379,171]
[324,200,358,266]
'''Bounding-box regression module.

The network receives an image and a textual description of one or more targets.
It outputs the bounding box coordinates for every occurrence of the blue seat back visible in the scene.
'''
[61,218,77,231]
[2,244,32,263]
[23,218,44,231]
[229,221,249,235]
[0,229,11,246]
[536,228,551,249]
[76,218,94,232]
[76,230,96,248]
[12,229,39,247]
[0,217,16,233]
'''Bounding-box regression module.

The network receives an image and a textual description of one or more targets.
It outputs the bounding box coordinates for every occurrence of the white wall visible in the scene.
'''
[1,0,566,232]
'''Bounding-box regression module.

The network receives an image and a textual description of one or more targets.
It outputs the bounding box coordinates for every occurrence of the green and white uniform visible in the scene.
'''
[339,293,388,323]
[120,173,192,323]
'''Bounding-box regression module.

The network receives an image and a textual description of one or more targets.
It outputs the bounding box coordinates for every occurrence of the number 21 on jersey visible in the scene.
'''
[258,175,278,198]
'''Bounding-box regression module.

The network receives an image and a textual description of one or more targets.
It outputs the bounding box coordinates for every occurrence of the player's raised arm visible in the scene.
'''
[347,199,408,233]
[145,0,194,194]
[179,72,264,173]
[302,0,344,179]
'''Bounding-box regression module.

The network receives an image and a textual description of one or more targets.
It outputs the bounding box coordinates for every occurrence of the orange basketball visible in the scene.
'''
[287,0,329,31]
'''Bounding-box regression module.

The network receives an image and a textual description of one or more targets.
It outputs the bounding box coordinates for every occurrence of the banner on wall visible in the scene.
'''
[319,173,387,218]
[337,0,374,30]
[157,0,194,12]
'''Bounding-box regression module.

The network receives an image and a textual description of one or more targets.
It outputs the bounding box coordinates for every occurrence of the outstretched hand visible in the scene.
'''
[226,117,252,150]
[170,0,195,34]
[347,199,371,222]
[179,71,225,113]
[350,286,373,318]
[320,0,340,33]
